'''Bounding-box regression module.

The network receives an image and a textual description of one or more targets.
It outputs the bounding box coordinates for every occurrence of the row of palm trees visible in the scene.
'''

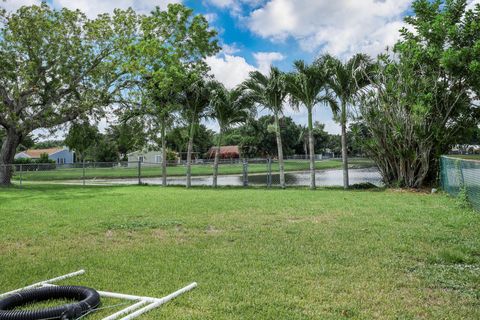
[208,53,371,190]
[151,53,371,189]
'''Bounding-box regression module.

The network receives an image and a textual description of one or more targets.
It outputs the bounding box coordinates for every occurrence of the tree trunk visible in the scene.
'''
[341,100,349,189]
[186,120,195,188]
[213,128,222,188]
[161,118,167,187]
[274,113,286,189]
[307,108,316,190]
[304,140,308,159]
[0,129,21,186]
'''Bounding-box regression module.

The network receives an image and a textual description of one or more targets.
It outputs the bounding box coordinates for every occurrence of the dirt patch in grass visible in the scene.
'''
[204,225,222,234]
[287,214,338,224]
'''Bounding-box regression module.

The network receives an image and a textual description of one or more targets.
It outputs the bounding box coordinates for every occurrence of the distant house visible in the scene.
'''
[206,145,240,159]
[15,147,74,164]
[127,150,163,167]
[451,144,480,154]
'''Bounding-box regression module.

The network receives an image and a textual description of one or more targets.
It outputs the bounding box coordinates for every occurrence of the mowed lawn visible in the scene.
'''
[0,186,479,319]
[12,158,374,182]
[449,155,480,161]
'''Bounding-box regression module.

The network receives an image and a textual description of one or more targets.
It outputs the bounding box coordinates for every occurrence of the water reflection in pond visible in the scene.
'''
[158,167,383,187]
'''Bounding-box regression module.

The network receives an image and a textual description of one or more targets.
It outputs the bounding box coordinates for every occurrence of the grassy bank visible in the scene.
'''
[0,185,478,319]
[448,154,480,161]
[12,158,374,181]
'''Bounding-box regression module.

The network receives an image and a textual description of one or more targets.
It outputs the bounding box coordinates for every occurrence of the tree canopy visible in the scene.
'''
[359,0,480,187]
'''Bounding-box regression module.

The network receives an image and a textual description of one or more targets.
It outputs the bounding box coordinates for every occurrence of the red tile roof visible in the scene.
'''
[207,145,240,158]
[22,148,63,158]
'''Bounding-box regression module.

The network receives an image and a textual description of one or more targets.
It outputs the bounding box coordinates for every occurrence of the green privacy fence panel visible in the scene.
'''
[440,156,480,210]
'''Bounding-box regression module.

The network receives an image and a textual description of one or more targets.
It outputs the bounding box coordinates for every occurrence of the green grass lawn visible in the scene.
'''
[0,186,479,319]
[448,155,480,161]
[13,158,374,182]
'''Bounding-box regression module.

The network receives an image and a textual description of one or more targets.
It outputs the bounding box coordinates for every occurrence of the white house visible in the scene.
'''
[451,144,480,154]
[127,150,163,167]
[15,147,74,164]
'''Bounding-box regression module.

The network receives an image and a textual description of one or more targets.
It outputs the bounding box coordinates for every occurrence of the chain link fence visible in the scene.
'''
[440,156,480,210]
[0,157,380,189]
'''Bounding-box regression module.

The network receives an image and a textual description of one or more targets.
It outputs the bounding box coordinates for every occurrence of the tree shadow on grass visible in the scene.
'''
[0,184,131,203]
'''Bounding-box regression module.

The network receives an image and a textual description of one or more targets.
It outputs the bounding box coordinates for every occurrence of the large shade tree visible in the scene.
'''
[287,59,337,189]
[0,4,139,185]
[243,67,288,188]
[209,81,252,187]
[124,4,219,186]
[360,0,480,187]
[325,54,372,189]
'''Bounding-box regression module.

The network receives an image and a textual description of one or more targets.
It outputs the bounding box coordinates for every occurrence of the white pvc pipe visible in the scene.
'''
[102,301,149,320]
[118,283,197,320]
[0,270,85,298]
[95,290,158,303]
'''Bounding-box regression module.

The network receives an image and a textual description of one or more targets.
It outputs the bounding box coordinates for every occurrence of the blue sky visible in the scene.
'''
[4,0,480,135]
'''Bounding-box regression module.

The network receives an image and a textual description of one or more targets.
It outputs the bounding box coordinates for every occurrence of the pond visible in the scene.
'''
[124,167,383,187]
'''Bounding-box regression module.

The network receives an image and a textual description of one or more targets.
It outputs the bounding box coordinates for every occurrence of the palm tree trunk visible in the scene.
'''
[161,117,167,187]
[0,128,21,186]
[213,128,222,188]
[186,120,195,188]
[304,139,308,159]
[341,100,349,189]
[274,112,285,189]
[307,108,316,190]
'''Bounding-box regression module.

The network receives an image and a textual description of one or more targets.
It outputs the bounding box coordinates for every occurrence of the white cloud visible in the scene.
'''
[253,51,285,74]
[52,0,182,17]
[467,0,480,10]
[204,12,218,23]
[206,54,256,89]
[222,43,241,55]
[247,0,412,58]
[1,0,40,12]
[206,48,285,89]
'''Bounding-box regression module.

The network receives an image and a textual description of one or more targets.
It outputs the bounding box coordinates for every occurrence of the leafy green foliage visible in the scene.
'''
[106,120,147,160]
[0,3,141,183]
[13,154,55,165]
[33,140,64,149]
[166,124,214,159]
[123,3,219,169]
[64,122,99,161]
[236,116,302,158]
[361,0,480,187]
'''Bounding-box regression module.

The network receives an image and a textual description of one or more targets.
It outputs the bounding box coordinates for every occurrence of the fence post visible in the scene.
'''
[243,159,248,187]
[267,158,272,188]
[459,159,465,188]
[138,160,142,185]
[19,164,23,189]
[82,160,86,186]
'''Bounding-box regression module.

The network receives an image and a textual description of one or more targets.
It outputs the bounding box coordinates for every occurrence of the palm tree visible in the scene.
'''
[286,60,337,190]
[324,54,372,189]
[181,77,211,188]
[298,125,309,159]
[243,66,288,188]
[209,82,252,187]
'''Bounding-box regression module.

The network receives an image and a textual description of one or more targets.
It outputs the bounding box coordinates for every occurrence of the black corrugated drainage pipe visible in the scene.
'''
[0,286,100,320]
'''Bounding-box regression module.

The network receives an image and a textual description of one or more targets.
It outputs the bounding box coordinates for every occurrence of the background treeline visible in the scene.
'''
[15,117,367,163]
